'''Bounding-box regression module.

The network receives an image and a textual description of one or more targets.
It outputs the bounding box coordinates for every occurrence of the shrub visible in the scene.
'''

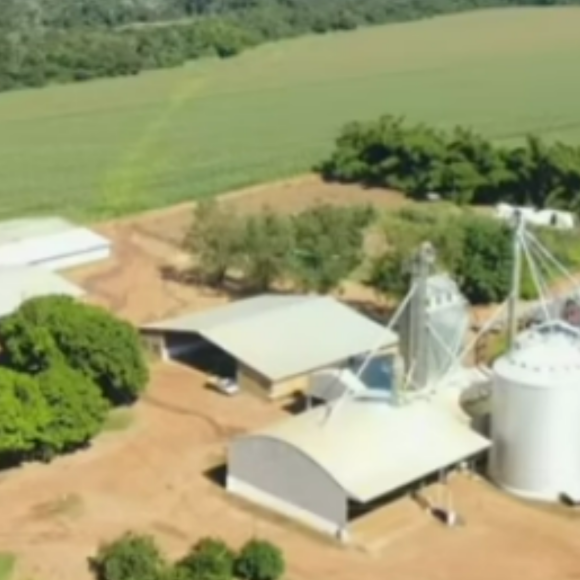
[91,533,167,580]
[176,538,235,580]
[0,295,149,405]
[456,217,513,304]
[234,539,285,580]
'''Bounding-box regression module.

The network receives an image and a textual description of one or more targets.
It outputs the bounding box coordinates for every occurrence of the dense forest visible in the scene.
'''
[0,0,578,92]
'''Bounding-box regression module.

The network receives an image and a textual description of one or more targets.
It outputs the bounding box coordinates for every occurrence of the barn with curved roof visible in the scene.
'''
[227,395,490,539]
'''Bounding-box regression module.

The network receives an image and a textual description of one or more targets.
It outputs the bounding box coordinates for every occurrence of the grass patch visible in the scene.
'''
[102,408,135,432]
[0,553,15,580]
[0,8,579,219]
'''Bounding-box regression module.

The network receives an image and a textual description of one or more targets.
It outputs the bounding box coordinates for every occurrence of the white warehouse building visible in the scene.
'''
[0,216,110,317]
[0,216,111,271]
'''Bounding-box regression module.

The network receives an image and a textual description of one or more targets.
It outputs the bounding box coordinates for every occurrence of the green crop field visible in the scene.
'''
[1,7,580,220]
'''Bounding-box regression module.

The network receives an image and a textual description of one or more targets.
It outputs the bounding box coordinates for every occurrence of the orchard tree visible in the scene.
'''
[91,533,167,580]
[0,368,50,464]
[0,295,149,405]
[239,209,293,291]
[184,200,243,287]
[235,539,285,580]
[35,363,109,459]
[176,537,235,580]
[289,204,371,293]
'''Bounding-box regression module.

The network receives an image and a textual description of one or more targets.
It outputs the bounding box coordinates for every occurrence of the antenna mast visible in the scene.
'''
[507,210,525,350]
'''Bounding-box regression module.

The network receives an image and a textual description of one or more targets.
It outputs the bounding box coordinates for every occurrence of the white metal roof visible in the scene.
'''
[144,294,398,382]
[0,216,110,270]
[494,321,580,385]
[0,266,84,318]
[250,396,490,503]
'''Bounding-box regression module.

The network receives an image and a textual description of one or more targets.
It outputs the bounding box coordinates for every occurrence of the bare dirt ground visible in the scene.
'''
[66,176,406,324]
[2,363,580,580]
[4,177,580,580]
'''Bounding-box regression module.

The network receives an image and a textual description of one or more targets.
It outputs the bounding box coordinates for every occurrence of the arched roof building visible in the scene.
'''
[227,395,490,539]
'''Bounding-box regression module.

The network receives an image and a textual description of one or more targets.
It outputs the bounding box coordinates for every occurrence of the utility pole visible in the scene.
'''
[507,211,524,350]
[409,241,436,390]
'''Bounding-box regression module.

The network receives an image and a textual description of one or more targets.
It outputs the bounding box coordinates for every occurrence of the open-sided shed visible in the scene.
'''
[227,396,490,539]
[142,294,398,399]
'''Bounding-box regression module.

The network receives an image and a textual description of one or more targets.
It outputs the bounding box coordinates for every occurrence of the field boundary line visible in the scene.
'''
[96,173,319,228]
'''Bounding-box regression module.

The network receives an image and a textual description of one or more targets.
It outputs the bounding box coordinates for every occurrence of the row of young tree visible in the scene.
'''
[92,532,285,580]
[319,115,580,212]
[0,296,148,466]
[185,200,376,294]
[0,0,577,92]
[186,200,580,305]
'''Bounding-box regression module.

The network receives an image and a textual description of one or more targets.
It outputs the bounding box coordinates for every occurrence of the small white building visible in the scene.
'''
[494,204,575,230]
[0,216,111,271]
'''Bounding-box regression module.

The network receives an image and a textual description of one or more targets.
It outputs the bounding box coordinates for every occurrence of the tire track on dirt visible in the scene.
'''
[141,393,246,440]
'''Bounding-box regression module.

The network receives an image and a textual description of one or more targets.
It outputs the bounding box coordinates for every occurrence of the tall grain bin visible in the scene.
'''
[398,273,469,389]
[489,322,580,501]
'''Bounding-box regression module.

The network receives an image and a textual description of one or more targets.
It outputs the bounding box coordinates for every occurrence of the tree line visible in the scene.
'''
[0,295,148,466]
[319,115,580,212]
[92,532,285,580]
[0,0,578,92]
[186,200,580,305]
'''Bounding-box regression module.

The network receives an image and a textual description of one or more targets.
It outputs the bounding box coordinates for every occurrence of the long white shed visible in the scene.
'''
[0,217,111,271]
[0,265,85,318]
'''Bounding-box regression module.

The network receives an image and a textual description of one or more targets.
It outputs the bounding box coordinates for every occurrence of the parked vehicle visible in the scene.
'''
[215,377,240,396]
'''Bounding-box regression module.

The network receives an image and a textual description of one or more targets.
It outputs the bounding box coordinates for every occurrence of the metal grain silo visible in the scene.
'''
[398,272,469,390]
[489,321,580,501]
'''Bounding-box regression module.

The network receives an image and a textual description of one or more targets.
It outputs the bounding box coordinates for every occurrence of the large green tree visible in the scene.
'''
[0,368,50,463]
[0,295,148,405]
[35,363,109,459]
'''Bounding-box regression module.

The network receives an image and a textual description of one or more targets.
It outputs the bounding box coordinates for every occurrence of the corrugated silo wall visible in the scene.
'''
[397,296,469,385]
[227,436,347,535]
[427,301,470,383]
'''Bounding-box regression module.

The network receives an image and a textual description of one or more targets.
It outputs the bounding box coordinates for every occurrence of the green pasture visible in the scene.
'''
[1,7,580,220]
